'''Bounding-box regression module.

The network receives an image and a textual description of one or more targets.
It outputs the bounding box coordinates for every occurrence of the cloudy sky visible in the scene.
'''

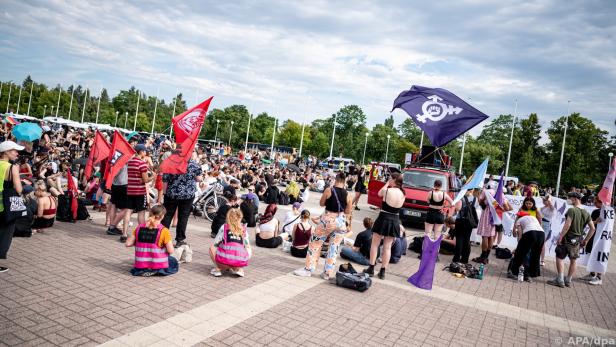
[0,0,614,136]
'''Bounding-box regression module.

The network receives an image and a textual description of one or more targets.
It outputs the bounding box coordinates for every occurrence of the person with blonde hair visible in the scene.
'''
[210,207,252,277]
[32,180,57,233]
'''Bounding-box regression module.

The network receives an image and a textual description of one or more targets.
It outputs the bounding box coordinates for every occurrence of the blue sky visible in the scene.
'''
[1,0,614,136]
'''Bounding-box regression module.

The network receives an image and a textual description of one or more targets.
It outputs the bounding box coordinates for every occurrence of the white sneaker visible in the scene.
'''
[229,268,245,277]
[293,268,313,277]
[589,277,603,285]
[210,268,222,277]
[580,273,595,281]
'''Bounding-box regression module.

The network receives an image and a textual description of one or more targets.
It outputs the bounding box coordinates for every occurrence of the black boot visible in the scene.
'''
[378,268,386,280]
[363,264,375,277]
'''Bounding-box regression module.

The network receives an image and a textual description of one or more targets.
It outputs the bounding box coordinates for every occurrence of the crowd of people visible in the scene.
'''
[0,117,609,291]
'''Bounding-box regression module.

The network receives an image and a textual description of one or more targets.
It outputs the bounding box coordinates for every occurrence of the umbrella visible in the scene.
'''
[12,122,43,142]
[287,164,301,173]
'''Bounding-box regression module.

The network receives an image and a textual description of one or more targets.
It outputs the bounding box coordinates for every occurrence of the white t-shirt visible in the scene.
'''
[515,215,542,234]
[282,211,301,233]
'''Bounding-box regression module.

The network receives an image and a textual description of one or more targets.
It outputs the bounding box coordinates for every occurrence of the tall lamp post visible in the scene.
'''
[228,121,234,146]
[385,135,391,162]
[362,132,369,166]
[214,119,220,142]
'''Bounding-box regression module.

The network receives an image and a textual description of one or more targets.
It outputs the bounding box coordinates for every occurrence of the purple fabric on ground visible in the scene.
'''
[408,235,443,290]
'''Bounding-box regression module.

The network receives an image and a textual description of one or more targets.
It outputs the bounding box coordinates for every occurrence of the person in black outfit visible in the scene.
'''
[452,190,477,264]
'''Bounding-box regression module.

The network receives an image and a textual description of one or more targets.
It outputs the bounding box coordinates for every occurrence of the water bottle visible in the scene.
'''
[518,266,524,282]
[478,264,484,280]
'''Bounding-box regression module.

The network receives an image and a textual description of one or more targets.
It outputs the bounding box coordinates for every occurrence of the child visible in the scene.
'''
[125,205,178,276]
[210,208,252,277]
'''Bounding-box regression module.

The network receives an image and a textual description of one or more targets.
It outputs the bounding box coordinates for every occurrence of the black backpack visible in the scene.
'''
[335,271,372,292]
[459,196,478,228]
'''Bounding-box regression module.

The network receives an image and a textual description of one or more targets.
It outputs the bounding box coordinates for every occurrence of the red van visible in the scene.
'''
[368,160,460,225]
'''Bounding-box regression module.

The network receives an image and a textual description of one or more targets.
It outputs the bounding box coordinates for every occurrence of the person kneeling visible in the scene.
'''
[210,208,252,277]
[126,205,178,276]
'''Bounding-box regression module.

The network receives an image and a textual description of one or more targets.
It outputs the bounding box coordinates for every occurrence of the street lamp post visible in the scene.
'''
[362,132,369,166]
[214,119,220,142]
[385,135,391,162]
[114,111,119,127]
[555,100,571,198]
[228,121,234,146]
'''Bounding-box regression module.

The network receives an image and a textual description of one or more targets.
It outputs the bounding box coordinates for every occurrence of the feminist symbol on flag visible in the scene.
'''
[416,95,463,123]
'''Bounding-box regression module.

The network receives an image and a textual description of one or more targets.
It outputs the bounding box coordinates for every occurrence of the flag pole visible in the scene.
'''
[555,100,571,198]
[151,88,159,135]
[5,83,12,113]
[505,99,518,178]
[16,86,22,114]
[27,82,34,117]
[81,86,88,123]
[95,86,102,124]
[67,85,74,120]
[133,90,140,131]
[170,88,177,138]
[459,132,467,175]
[55,85,61,117]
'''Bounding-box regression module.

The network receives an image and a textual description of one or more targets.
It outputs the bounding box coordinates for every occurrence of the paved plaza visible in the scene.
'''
[1,193,615,347]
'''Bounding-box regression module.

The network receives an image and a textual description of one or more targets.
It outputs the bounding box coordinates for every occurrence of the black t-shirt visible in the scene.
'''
[354,229,373,258]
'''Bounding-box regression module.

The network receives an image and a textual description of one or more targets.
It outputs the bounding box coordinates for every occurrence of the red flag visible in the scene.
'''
[66,169,79,220]
[160,132,199,174]
[85,131,111,182]
[104,131,136,189]
[172,97,212,143]
[598,158,616,206]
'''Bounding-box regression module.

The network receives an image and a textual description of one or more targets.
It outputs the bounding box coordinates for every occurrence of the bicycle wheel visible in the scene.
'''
[204,195,227,222]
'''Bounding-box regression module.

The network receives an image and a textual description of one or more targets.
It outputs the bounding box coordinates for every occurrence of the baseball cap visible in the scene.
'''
[567,191,583,200]
[292,202,302,210]
[135,144,147,152]
[0,141,24,152]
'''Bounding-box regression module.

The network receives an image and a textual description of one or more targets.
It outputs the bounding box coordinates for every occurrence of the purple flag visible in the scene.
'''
[408,235,443,290]
[392,85,489,147]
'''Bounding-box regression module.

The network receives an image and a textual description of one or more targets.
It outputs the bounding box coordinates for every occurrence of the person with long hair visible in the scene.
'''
[210,208,251,277]
[294,172,353,280]
[424,179,453,241]
[363,173,405,279]
[255,203,287,248]
[0,141,24,273]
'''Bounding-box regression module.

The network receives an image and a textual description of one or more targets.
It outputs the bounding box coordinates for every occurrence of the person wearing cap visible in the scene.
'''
[0,141,24,273]
[507,210,545,282]
[547,192,595,288]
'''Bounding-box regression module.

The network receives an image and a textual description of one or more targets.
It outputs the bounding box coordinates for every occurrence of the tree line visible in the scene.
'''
[1,77,614,190]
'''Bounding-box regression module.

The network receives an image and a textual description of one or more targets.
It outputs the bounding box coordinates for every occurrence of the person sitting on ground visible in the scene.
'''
[125,205,178,276]
[32,181,57,233]
[210,208,251,277]
[290,210,313,258]
[440,217,457,255]
[282,202,302,234]
[340,217,375,266]
[390,225,408,264]
[255,204,287,248]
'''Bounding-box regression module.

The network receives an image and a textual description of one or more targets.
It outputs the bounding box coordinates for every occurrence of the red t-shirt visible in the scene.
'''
[127,157,148,196]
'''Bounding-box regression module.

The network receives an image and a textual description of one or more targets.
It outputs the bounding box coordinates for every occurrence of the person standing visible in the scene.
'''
[547,192,595,288]
[507,211,545,282]
[160,157,202,247]
[363,173,405,279]
[0,141,24,273]
[294,172,353,280]
[452,189,478,264]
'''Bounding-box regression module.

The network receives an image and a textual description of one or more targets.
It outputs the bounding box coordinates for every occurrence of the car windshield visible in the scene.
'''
[403,171,448,190]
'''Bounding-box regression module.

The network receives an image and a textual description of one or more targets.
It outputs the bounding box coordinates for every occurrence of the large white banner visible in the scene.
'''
[473,195,601,263]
